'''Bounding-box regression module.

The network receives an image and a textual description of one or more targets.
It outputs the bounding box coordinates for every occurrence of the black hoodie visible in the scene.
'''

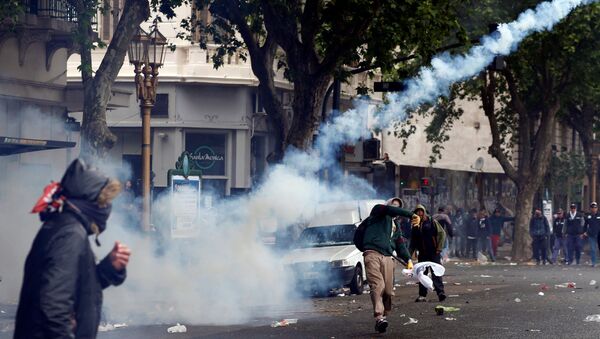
[15,159,126,339]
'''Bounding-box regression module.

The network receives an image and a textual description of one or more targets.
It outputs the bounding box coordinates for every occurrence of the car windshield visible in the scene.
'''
[296,224,356,248]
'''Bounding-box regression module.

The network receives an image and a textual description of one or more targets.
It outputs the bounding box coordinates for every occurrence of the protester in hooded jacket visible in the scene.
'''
[452,208,466,257]
[433,208,453,259]
[362,197,419,334]
[14,159,131,339]
[583,201,600,267]
[410,204,447,303]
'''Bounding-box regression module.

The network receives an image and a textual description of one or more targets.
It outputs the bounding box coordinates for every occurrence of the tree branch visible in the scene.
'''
[501,67,532,173]
[481,72,519,182]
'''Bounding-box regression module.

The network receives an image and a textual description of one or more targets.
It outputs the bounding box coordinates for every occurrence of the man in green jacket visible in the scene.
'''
[363,197,419,333]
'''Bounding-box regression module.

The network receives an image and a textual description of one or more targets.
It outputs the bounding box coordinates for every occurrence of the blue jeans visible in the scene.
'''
[552,237,566,263]
[478,236,495,261]
[589,236,598,265]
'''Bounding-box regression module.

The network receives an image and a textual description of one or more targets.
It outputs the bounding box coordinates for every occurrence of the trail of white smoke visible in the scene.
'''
[314,0,597,165]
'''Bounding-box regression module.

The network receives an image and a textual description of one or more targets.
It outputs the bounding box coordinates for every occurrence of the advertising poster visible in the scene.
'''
[170,175,201,238]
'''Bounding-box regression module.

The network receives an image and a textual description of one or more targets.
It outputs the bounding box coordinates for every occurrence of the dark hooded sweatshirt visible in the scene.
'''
[14,159,126,339]
[410,205,446,260]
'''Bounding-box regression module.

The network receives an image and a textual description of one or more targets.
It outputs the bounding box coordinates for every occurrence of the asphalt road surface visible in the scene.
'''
[3,258,600,338]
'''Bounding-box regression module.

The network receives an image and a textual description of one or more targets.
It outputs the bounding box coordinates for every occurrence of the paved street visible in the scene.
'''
[4,258,600,338]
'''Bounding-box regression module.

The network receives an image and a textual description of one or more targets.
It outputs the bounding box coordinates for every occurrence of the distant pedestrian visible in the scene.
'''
[466,209,479,259]
[362,197,418,333]
[488,208,514,257]
[433,207,453,260]
[552,209,567,264]
[410,204,447,302]
[477,208,495,262]
[565,203,584,265]
[583,201,600,267]
[14,159,130,339]
[530,207,551,265]
[452,208,466,257]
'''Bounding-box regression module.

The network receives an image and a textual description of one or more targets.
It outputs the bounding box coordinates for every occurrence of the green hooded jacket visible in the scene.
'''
[362,204,413,261]
[409,204,446,255]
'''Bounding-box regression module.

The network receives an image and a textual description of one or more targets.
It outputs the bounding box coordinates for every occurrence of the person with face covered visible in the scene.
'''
[362,197,419,333]
[14,159,131,339]
[410,204,447,303]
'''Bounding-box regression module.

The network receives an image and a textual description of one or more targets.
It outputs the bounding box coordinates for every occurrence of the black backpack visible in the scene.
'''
[353,216,372,251]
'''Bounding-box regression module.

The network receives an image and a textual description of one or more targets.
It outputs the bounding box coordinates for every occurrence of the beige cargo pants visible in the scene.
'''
[364,250,395,318]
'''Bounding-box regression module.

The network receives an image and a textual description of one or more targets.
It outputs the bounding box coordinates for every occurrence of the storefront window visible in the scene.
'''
[185,133,227,176]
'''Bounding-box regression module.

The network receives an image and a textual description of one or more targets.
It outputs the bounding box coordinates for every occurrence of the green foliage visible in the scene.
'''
[548,151,586,194]
[0,0,23,28]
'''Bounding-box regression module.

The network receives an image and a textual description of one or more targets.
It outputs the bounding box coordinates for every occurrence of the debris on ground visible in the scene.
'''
[568,282,576,288]
[590,280,597,286]
[538,292,545,296]
[167,323,187,333]
[530,283,540,286]
[403,317,418,325]
[514,298,522,303]
[527,329,541,332]
[99,323,128,331]
[449,294,460,298]
[435,306,461,315]
[584,315,600,322]
[445,317,456,321]
[271,319,298,327]
[453,282,462,286]
[477,252,488,264]
[480,275,492,278]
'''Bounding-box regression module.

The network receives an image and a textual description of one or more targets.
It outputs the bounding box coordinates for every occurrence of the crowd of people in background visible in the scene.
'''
[395,201,600,267]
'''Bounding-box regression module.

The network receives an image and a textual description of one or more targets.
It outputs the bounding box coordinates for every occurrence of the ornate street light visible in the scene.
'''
[127,25,167,232]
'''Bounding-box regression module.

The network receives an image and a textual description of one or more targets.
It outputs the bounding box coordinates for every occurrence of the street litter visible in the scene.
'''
[527,329,541,332]
[0,310,5,314]
[453,282,461,286]
[530,283,540,286]
[538,292,545,296]
[271,319,298,327]
[584,315,600,322]
[445,317,456,321]
[509,263,518,266]
[514,298,522,303]
[337,293,345,297]
[540,284,549,291]
[402,261,446,291]
[590,280,597,286]
[167,323,187,333]
[480,275,492,278]
[403,317,418,325]
[98,324,114,332]
[435,306,461,315]
[484,288,491,291]
[568,282,576,288]
[113,323,127,329]
[449,294,460,298]
[477,252,488,264]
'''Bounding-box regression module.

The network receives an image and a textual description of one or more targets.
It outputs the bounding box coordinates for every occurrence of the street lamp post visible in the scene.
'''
[128,26,167,231]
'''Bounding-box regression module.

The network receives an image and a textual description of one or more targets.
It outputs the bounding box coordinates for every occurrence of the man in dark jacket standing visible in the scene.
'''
[362,197,418,333]
[530,207,551,265]
[551,209,567,264]
[465,209,479,259]
[14,159,130,339]
[565,203,585,265]
[410,204,447,303]
[477,209,495,262]
[583,202,600,267]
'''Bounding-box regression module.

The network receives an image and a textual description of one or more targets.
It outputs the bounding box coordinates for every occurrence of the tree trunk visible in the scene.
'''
[511,180,536,260]
[75,0,150,158]
[286,75,331,149]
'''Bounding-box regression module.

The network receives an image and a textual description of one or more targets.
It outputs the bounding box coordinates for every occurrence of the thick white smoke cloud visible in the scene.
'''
[320,0,598,154]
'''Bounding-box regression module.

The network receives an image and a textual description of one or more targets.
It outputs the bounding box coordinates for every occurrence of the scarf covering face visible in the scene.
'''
[31,159,111,243]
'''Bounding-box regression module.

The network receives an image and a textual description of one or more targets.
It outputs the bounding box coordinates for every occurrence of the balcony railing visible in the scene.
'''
[21,0,97,27]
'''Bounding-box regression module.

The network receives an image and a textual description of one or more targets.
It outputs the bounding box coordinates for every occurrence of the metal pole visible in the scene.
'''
[141,102,152,231]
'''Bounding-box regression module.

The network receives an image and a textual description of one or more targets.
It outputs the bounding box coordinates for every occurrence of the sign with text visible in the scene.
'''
[185,133,226,176]
[170,174,201,238]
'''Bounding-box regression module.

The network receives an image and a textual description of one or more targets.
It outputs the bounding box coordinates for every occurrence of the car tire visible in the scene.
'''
[350,265,364,295]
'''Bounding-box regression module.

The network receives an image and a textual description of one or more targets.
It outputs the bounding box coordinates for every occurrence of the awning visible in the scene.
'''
[0,136,76,156]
